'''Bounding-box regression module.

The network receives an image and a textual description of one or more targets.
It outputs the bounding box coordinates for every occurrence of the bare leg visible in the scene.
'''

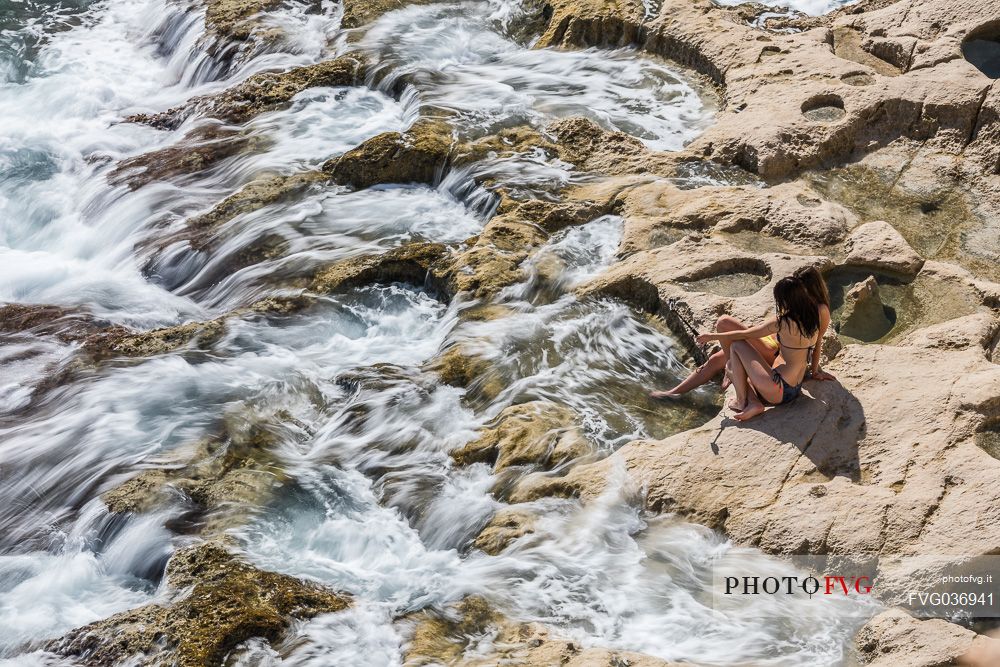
[716,314,777,367]
[727,349,749,412]
[729,340,783,421]
[652,316,768,399]
[651,350,726,399]
[651,316,778,400]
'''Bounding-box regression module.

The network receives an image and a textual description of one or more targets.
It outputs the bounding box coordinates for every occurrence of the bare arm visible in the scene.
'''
[811,305,836,380]
[696,317,778,345]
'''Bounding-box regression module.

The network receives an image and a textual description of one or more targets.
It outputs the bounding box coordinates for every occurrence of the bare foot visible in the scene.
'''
[650,390,681,400]
[721,375,731,391]
[734,399,766,422]
[727,396,745,411]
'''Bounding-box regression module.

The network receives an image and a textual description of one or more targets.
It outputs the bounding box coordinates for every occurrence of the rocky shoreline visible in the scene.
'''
[4,0,1000,663]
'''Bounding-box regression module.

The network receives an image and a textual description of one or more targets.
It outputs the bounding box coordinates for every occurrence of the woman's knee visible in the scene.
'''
[730,339,752,354]
[716,315,743,332]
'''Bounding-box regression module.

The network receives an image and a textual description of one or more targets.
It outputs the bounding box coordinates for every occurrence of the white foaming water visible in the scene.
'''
[0,0,400,326]
[713,0,858,17]
[361,2,714,149]
[468,480,879,665]
[0,284,454,654]
[0,502,174,656]
[515,214,625,294]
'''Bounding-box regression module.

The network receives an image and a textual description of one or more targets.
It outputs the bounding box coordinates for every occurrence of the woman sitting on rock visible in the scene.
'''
[649,316,779,400]
[695,272,830,421]
[651,266,834,403]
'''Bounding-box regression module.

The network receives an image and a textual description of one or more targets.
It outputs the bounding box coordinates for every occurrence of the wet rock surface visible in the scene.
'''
[204,0,285,41]
[403,597,687,667]
[128,56,367,129]
[49,542,349,667]
[452,400,591,471]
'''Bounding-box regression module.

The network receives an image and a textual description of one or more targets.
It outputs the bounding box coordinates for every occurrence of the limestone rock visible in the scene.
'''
[204,0,284,41]
[50,542,349,667]
[127,57,366,129]
[183,170,322,230]
[83,318,227,360]
[427,344,504,404]
[855,609,977,667]
[0,303,108,341]
[342,0,436,28]
[507,312,1000,597]
[101,416,293,533]
[453,401,591,471]
[838,275,893,341]
[323,120,456,189]
[108,126,263,191]
[618,180,854,253]
[403,597,687,667]
[307,241,451,296]
[844,221,925,278]
[102,470,171,514]
[473,507,537,554]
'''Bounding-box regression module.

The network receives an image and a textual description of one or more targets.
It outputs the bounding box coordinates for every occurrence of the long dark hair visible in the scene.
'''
[793,265,830,308]
[774,276,820,338]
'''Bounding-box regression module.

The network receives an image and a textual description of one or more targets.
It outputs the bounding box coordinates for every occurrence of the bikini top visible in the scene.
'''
[776,332,816,351]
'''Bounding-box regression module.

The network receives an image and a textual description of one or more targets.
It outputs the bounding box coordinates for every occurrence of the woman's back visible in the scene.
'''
[776,318,817,385]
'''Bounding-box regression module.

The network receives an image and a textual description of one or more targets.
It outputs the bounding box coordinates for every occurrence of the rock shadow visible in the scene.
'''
[722,379,865,482]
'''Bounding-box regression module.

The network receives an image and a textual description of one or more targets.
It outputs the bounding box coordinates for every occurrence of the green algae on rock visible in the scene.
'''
[101,416,291,529]
[403,596,687,666]
[204,0,285,41]
[452,400,591,471]
[83,317,227,360]
[127,57,367,130]
[50,542,349,667]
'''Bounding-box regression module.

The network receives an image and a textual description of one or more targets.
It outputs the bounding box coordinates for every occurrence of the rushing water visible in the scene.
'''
[1,0,877,664]
[712,0,858,17]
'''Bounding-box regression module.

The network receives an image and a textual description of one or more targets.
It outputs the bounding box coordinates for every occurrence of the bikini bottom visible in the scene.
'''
[771,369,802,405]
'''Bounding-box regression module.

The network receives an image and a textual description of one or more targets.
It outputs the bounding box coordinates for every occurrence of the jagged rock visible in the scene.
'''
[546,116,670,176]
[534,0,645,50]
[308,241,450,295]
[83,318,226,360]
[452,401,591,471]
[108,126,264,190]
[101,414,294,531]
[403,597,687,667]
[127,57,366,129]
[473,507,537,554]
[427,344,505,403]
[838,275,893,341]
[341,0,436,28]
[845,221,925,279]
[187,171,327,231]
[322,121,559,192]
[50,542,349,667]
[102,470,171,514]
[444,184,616,299]
[0,303,108,341]
[323,119,456,189]
[204,0,284,41]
